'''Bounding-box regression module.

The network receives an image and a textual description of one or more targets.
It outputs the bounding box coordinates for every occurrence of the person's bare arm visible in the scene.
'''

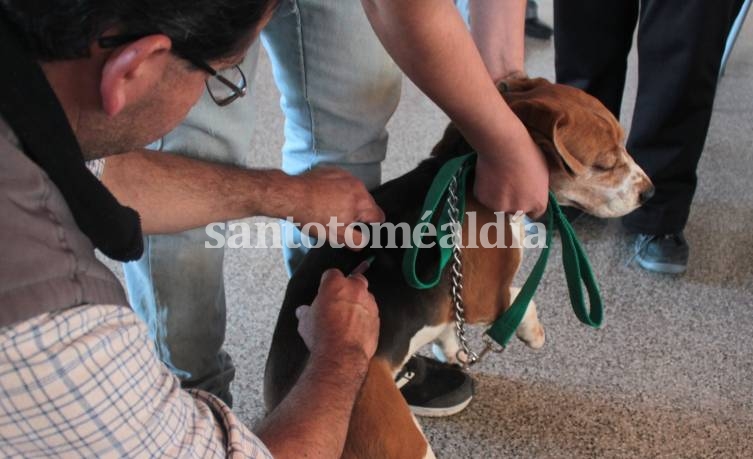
[469,0,527,82]
[101,150,384,241]
[361,0,548,217]
[255,269,379,458]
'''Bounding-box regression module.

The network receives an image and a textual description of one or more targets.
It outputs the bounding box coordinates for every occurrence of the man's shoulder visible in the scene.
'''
[0,121,128,328]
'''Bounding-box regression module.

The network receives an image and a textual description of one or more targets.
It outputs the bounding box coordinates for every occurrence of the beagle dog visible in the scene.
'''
[263,78,654,459]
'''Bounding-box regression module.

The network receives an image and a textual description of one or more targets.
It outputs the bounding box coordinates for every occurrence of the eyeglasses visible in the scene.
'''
[98,34,247,107]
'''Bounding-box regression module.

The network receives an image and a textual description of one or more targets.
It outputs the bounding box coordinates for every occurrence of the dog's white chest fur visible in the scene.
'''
[395,323,461,376]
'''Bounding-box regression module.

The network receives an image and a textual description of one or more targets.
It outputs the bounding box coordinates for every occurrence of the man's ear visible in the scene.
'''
[100,35,173,117]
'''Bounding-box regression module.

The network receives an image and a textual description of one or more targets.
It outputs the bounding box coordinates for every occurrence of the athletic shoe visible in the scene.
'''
[525,18,553,40]
[524,0,553,40]
[395,355,474,417]
[633,232,689,274]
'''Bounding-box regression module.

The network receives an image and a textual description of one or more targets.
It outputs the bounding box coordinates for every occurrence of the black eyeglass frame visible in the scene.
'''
[98,34,247,106]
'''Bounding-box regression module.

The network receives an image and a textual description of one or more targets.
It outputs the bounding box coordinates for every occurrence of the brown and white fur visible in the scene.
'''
[263,78,654,459]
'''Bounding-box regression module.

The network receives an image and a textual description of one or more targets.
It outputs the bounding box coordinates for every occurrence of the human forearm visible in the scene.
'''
[469,0,527,82]
[361,0,525,154]
[102,150,383,237]
[101,150,300,234]
[256,354,369,459]
[361,0,548,215]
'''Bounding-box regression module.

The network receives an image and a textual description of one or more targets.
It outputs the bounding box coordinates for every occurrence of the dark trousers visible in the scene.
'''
[554,0,742,234]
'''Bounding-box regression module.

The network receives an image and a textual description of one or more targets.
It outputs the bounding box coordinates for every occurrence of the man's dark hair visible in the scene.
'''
[0,0,278,62]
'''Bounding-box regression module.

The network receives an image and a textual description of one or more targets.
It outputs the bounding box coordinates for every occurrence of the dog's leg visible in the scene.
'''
[508,215,546,349]
[511,287,545,349]
[343,358,435,459]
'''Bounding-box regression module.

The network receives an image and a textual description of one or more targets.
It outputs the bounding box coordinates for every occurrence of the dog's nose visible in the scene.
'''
[639,186,656,204]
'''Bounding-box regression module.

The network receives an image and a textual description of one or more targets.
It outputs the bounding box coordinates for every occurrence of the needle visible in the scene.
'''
[348,255,375,277]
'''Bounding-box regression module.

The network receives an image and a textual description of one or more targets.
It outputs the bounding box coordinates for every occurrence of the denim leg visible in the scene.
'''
[455,0,470,25]
[123,43,262,406]
[124,228,234,403]
[261,0,402,275]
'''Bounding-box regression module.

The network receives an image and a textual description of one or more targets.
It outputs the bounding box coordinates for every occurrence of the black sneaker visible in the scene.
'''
[525,18,553,40]
[632,232,689,274]
[395,355,474,417]
[525,0,553,40]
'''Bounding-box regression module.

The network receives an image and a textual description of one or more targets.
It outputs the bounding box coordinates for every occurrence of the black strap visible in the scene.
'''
[0,14,143,261]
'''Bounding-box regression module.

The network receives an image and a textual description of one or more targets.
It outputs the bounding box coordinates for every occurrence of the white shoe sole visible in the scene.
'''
[409,396,472,418]
[636,257,687,274]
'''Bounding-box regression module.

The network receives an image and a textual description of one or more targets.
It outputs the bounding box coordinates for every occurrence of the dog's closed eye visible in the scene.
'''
[592,153,618,171]
[592,163,611,172]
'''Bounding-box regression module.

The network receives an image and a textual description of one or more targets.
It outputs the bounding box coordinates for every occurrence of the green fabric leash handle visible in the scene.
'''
[402,153,476,289]
[485,190,603,348]
[401,153,603,348]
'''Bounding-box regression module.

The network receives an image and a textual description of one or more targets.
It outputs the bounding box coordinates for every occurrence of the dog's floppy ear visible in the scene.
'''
[508,98,587,176]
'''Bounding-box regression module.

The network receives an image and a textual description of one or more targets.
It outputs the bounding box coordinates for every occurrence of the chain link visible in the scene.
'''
[447,171,479,367]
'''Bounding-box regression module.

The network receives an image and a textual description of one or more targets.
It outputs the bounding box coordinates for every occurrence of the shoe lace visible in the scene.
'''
[625,234,658,267]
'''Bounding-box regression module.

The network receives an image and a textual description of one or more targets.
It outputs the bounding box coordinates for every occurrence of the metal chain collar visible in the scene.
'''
[447,169,504,368]
[446,173,477,367]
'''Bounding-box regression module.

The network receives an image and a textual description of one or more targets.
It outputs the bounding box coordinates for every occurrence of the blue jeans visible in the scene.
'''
[270,0,468,272]
[124,42,263,405]
[124,0,403,404]
[262,0,403,274]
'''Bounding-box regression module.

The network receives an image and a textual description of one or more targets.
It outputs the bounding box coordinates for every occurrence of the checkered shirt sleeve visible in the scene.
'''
[0,305,272,459]
[85,158,105,179]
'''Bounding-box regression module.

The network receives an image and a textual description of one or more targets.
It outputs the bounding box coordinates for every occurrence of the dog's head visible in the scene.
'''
[501,78,654,218]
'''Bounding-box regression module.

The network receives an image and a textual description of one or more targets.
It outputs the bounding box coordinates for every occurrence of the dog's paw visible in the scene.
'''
[517,321,545,349]
[512,290,546,349]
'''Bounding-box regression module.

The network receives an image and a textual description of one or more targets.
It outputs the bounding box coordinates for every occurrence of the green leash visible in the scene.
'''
[401,153,476,289]
[402,153,603,349]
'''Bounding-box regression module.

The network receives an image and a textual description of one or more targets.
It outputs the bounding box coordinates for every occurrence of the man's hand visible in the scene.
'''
[258,268,379,457]
[288,167,385,250]
[296,269,380,365]
[473,130,549,219]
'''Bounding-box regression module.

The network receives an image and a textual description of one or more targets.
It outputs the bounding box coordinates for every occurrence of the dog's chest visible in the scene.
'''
[392,323,455,374]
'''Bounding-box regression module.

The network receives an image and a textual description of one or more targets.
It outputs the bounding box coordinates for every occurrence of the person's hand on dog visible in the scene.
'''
[296,269,380,368]
[288,167,385,250]
[474,129,549,219]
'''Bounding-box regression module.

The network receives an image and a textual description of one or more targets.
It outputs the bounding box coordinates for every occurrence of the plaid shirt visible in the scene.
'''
[0,305,272,458]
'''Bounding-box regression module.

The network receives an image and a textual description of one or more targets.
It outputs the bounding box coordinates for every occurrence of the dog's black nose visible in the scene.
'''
[639,186,656,204]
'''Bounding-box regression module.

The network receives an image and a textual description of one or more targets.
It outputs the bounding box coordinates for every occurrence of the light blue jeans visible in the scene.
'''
[124,43,264,405]
[124,0,405,404]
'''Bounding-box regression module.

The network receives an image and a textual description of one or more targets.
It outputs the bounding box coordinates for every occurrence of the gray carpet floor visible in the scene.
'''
[104,3,753,457]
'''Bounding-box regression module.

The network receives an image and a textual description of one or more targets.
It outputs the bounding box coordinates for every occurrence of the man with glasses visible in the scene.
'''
[0,0,388,456]
[102,0,545,418]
